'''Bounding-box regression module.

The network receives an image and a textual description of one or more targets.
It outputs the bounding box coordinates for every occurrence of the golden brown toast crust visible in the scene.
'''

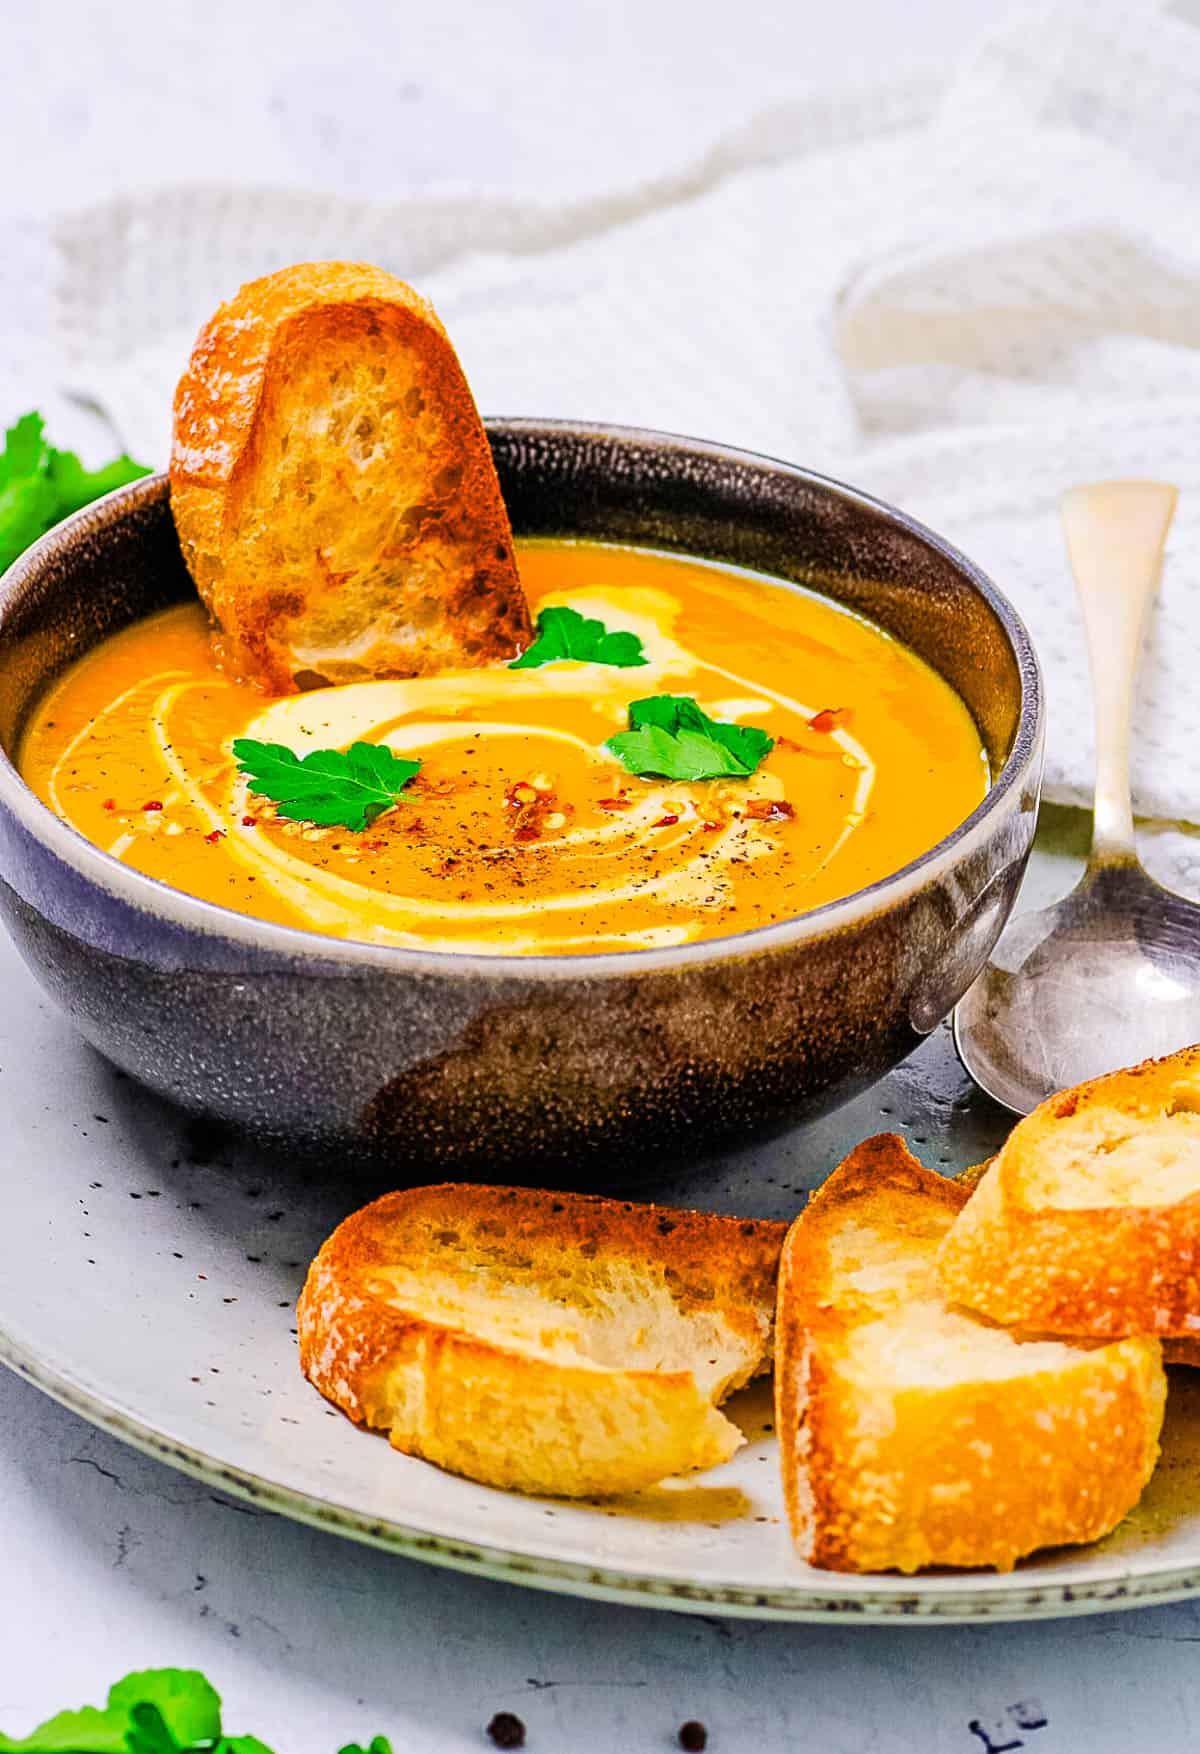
[776,1134,1165,1573]
[298,1184,787,1498]
[171,261,531,692]
[938,1046,1200,1337]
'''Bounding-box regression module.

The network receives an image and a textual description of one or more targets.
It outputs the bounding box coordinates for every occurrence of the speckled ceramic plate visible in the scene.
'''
[4,834,1200,1623]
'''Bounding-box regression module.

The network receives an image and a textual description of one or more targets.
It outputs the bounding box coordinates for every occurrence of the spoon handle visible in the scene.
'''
[1060,480,1178,866]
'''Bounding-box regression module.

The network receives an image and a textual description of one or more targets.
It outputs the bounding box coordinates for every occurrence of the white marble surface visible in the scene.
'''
[7,3,1200,1751]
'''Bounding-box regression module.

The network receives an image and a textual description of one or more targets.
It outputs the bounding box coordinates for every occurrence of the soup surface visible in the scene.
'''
[21,542,988,955]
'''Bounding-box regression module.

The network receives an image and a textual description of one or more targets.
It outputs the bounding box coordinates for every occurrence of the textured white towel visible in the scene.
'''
[49,0,1200,843]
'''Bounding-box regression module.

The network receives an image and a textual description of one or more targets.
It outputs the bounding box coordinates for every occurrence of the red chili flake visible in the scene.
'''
[652,814,680,828]
[701,819,722,832]
[142,799,164,812]
[744,799,794,822]
[808,707,849,733]
[598,795,631,811]
[102,798,117,811]
[514,823,541,843]
[362,839,384,853]
[241,815,257,828]
[204,829,225,844]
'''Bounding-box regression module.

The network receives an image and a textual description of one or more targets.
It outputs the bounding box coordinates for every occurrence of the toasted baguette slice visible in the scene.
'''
[938,1046,1200,1337]
[171,261,531,693]
[776,1134,1164,1573]
[298,1184,787,1498]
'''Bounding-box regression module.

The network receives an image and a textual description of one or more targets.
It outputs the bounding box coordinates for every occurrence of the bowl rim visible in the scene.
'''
[0,418,1044,981]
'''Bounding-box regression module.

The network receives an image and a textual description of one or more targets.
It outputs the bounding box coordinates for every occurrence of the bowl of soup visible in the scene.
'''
[0,422,1042,1175]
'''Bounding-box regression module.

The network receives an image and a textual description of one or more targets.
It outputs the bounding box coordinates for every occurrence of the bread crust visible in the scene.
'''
[776,1134,1165,1573]
[298,1183,786,1498]
[938,1046,1200,1337]
[171,261,531,692]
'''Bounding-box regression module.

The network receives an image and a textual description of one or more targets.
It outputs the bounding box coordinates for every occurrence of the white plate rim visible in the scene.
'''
[7,1327,1200,1626]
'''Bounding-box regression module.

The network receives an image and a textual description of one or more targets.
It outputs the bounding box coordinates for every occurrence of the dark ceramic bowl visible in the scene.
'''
[0,422,1043,1178]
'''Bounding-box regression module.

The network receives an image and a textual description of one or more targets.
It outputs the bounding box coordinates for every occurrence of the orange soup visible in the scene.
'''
[20,542,988,955]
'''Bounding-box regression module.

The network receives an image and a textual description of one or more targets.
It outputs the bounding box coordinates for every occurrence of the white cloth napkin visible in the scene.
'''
[48,0,1200,855]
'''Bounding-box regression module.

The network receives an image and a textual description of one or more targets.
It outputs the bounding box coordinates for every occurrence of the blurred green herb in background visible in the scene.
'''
[0,1667,392,1753]
[0,412,151,575]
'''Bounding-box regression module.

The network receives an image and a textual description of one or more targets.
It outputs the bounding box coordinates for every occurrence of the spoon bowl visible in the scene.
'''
[954,862,1200,1114]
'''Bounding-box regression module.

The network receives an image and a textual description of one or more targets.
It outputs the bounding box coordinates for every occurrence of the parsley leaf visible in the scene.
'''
[233,739,421,832]
[124,1705,179,1754]
[0,412,151,575]
[109,1675,222,1748]
[0,1704,130,1752]
[606,695,774,781]
[510,605,647,669]
[0,1668,394,1754]
[0,1670,222,1754]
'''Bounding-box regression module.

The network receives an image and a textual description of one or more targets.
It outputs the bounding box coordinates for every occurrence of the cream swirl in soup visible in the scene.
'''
[21,542,989,955]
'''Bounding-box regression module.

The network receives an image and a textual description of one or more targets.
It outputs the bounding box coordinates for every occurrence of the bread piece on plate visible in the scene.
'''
[938,1045,1200,1337]
[171,261,531,693]
[775,1133,1164,1573]
[298,1184,787,1498]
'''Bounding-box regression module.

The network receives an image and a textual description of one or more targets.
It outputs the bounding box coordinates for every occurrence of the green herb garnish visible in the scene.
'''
[605,695,774,781]
[233,739,420,832]
[0,412,151,575]
[510,605,647,669]
[0,1667,278,1753]
[0,1667,390,1752]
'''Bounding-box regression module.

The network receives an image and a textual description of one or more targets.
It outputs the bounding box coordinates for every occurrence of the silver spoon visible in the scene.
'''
[952,478,1200,1115]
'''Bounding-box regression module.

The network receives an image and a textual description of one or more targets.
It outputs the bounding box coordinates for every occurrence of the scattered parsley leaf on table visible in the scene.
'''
[233,739,421,832]
[124,1705,182,1754]
[109,1674,222,1748]
[0,1669,221,1753]
[510,605,647,669]
[0,1702,130,1752]
[605,695,774,781]
[0,1667,393,1754]
[0,412,151,575]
